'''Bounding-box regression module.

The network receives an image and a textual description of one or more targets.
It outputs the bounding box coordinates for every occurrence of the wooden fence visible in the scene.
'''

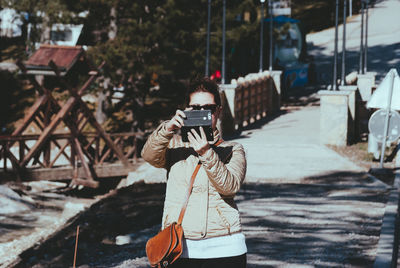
[220,71,282,135]
[0,132,141,186]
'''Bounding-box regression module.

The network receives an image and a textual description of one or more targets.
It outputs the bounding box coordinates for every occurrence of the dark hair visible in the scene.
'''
[185,77,221,106]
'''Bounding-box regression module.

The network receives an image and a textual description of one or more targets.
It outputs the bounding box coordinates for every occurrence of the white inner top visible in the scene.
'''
[180,232,247,259]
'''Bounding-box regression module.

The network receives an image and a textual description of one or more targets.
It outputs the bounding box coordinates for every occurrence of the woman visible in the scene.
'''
[141,77,247,268]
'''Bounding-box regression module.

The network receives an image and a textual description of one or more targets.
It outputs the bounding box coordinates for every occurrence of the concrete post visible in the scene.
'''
[339,85,358,143]
[219,83,237,137]
[318,90,351,146]
[269,70,282,112]
[357,72,376,101]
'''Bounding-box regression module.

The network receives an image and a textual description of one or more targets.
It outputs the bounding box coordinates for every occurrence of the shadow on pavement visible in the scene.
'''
[309,42,400,86]
[14,182,166,268]
[239,171,389,267]
[224,110,291,141]
[14,170,390,267]
[0,190,66,244]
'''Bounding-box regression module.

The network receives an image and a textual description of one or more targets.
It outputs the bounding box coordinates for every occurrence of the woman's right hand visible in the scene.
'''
[165,109,186,132]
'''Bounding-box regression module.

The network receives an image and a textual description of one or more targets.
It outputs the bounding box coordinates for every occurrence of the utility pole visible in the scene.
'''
[268,0,273,71]
[341,0,347,86]
[364,0,369,74]
[332,0,339,90]
[349,0,352,16]
[222,0,226,84]
[205,0,211,77]
[359,0,365,74]
[259,0,265,72]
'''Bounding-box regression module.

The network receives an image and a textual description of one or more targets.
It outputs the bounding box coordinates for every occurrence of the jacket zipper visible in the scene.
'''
[216,207,231,235]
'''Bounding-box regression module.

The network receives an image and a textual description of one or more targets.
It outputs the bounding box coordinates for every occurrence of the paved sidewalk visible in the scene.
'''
[232,106,390,267]
[238,106,365,183]
[114,106,390,268]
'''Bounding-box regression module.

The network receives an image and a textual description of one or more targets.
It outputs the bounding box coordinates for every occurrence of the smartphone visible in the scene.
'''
[181,110,213,142]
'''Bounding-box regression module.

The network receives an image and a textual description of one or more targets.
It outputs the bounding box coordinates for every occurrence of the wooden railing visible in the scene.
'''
[220,71,282,134]
[0,132,142,185]
[0,133,140,169]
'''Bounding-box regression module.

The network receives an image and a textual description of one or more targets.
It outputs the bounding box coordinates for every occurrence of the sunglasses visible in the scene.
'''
[188,104,219,114]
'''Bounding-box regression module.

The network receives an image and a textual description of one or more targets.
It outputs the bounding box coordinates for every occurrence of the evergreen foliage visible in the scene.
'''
[84,0,259,131]
[0,71,34,133]
[0,0,364,132]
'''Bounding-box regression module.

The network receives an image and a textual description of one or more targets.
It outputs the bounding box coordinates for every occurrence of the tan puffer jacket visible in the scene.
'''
[141,121,247,239]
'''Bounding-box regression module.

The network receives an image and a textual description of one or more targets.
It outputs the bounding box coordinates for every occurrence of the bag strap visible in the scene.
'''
[177,139,225,225]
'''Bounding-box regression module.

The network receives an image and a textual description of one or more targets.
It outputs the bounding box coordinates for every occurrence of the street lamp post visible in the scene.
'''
[341,0,347,86]
[205,0,211,77]
[332,0,339,90]
[268,0,273,72]
[364,0,369,74]
[222,0,226,84]
[349,0,352,16]
[359,0,365,74]
[259,0,265,73]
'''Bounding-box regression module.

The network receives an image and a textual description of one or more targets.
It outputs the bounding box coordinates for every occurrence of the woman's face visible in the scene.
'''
[188,91,221,131]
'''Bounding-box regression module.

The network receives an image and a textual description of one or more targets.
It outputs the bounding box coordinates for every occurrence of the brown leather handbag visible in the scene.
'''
[146,162,202,267]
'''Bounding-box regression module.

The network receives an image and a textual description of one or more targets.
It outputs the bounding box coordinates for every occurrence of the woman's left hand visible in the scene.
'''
[187,127,210,156]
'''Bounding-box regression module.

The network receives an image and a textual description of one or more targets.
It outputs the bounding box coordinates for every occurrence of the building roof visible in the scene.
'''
[24,45,85,76]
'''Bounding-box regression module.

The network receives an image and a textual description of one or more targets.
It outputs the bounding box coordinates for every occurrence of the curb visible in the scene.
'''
[373,143,400,267]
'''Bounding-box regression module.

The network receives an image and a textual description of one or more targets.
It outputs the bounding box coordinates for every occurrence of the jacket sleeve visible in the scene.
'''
[141,121,174,169]
[198,143,246,196]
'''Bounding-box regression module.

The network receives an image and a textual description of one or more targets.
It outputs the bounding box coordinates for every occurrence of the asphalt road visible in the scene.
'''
[307,0,400,85]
